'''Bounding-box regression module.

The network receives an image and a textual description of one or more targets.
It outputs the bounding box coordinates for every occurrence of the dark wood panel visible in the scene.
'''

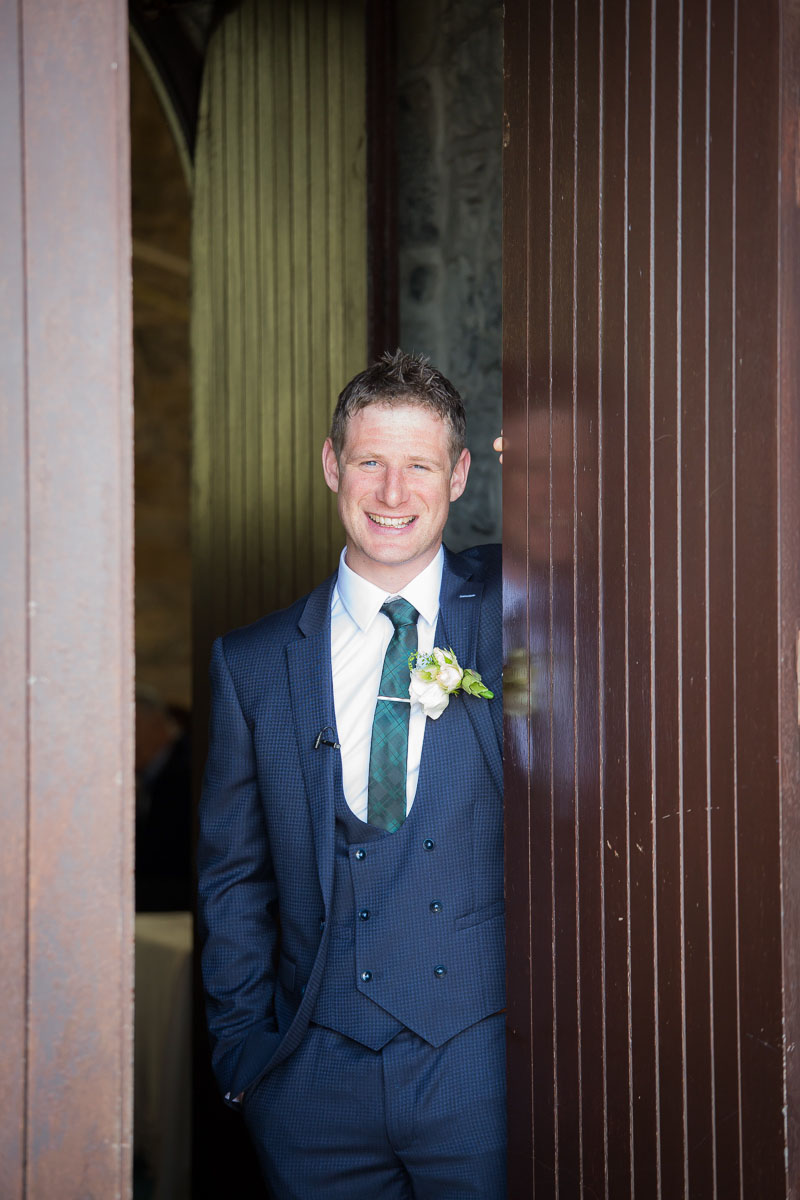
[679,4,715,1193]
[550,3,580,1192]
[705,5,741,1196]
[597,1,634,1190]
[650,3,686,1194]
[625,1,658,1191]
[504,0,797,1194]
[501,0,534,1183]
[573,1,604,1193]
[779,8,800,1198]
[526,0,558,1191]
[733,2,784,1191]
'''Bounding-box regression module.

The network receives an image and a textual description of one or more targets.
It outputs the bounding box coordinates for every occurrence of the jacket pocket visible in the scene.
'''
[278,951,309,999]
[454,899,505,931]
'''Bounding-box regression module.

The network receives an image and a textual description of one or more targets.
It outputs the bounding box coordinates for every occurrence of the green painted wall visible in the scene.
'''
[192,0,367,660]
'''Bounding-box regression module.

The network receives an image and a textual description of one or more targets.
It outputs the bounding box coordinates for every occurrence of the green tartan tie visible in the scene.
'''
[367,598,419,832]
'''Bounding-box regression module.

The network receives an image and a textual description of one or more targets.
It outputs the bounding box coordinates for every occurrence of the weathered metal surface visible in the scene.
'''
[503,0,796,1194]
[0,4,28,1196]
[0,0,134,1195]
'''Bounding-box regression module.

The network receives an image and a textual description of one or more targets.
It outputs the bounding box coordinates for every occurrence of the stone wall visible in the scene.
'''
[396,0,503,549]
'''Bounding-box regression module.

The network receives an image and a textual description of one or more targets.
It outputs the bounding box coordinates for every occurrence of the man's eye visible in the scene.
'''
[411,463,429,471]
[361,460,378,468]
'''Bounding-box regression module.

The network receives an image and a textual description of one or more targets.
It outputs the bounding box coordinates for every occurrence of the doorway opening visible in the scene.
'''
[128,3,503,1195]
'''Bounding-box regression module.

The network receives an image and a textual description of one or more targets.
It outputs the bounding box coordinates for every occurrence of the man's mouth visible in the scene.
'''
[367,513,416,528]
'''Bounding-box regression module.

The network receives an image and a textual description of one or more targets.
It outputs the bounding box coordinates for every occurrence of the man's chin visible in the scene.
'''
[345,538,440,584]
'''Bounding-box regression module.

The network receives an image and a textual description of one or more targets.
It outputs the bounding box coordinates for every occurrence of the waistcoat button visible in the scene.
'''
[360,970,373,983]
[423,839,435,851]
[433,965,447,978]
[354,849,366,861]
[358,909,370,921]
[430,901,442,913]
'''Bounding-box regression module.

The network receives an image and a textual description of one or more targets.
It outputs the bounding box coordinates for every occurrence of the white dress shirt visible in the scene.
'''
[331,545,443,821]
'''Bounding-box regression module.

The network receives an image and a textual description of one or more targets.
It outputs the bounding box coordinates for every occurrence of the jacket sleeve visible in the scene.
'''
[197,635,281,1099]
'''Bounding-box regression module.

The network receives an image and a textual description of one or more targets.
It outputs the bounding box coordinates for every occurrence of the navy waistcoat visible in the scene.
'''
[310,698,505,1049]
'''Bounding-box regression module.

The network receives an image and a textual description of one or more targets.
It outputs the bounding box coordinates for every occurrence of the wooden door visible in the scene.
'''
[502,0,800,1194]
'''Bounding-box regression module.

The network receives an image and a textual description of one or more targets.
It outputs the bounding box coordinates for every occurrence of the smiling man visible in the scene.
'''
[198,350,504,1198]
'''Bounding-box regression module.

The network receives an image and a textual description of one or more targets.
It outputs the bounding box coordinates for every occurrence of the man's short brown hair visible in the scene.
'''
[329,350,467,469]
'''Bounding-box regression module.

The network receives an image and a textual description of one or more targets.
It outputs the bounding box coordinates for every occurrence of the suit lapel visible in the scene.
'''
[287,573,339,905]
[287,551,501,897]
[421,549,503,793]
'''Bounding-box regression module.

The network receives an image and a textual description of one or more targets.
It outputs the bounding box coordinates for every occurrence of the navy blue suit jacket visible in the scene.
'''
[197,543,502,1103]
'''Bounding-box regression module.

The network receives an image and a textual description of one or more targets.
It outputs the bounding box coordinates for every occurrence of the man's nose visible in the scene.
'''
[377,466,409,507]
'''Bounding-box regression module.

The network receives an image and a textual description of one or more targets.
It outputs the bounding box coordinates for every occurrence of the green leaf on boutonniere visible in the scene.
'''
[461,669,494,699]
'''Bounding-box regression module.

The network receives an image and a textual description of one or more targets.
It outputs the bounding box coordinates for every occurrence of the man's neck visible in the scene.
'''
[342,544,443,593]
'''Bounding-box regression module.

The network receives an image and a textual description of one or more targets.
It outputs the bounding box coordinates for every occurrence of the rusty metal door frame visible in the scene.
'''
[0,2,134,1196]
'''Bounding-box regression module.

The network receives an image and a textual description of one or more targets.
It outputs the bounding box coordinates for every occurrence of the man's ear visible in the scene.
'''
[449,448,471,501]
[322,438,340,493]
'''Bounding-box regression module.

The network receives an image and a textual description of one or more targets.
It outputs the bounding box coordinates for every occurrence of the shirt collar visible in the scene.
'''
[335,545,443,632]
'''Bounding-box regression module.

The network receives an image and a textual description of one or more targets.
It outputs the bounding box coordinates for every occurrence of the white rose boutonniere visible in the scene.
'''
[408,647,494,720]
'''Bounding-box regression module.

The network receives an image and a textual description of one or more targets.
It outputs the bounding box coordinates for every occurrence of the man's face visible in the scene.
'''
[322,402,470,589]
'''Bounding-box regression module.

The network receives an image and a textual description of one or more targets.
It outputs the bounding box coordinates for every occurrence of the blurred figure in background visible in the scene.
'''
[135,688,193,912]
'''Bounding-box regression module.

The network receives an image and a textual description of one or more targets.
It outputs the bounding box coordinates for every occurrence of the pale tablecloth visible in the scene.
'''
[135,911,193,1200]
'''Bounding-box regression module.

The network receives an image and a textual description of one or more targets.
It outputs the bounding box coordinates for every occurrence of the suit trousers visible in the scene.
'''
[241,1013,506,1199]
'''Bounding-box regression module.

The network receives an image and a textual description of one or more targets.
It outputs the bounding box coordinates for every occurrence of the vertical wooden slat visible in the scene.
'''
[626,1,658,1191]
[502,0,534,1182]
[530,0,557,1190]
[650,3,685,1195]
[779,8,800,1200]
[598,1,633,1191]
[733,2,784,1192]
[550,2,579,1189]
[705,1,741,1189]
[574,0,604,1192]
[505,0,797,1194]
[680,2,715,1193]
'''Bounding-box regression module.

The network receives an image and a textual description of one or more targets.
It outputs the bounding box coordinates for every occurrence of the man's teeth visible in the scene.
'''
[368,514,415,528]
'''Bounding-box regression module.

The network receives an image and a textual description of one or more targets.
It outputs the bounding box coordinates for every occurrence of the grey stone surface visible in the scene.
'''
[396,0,503,549]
